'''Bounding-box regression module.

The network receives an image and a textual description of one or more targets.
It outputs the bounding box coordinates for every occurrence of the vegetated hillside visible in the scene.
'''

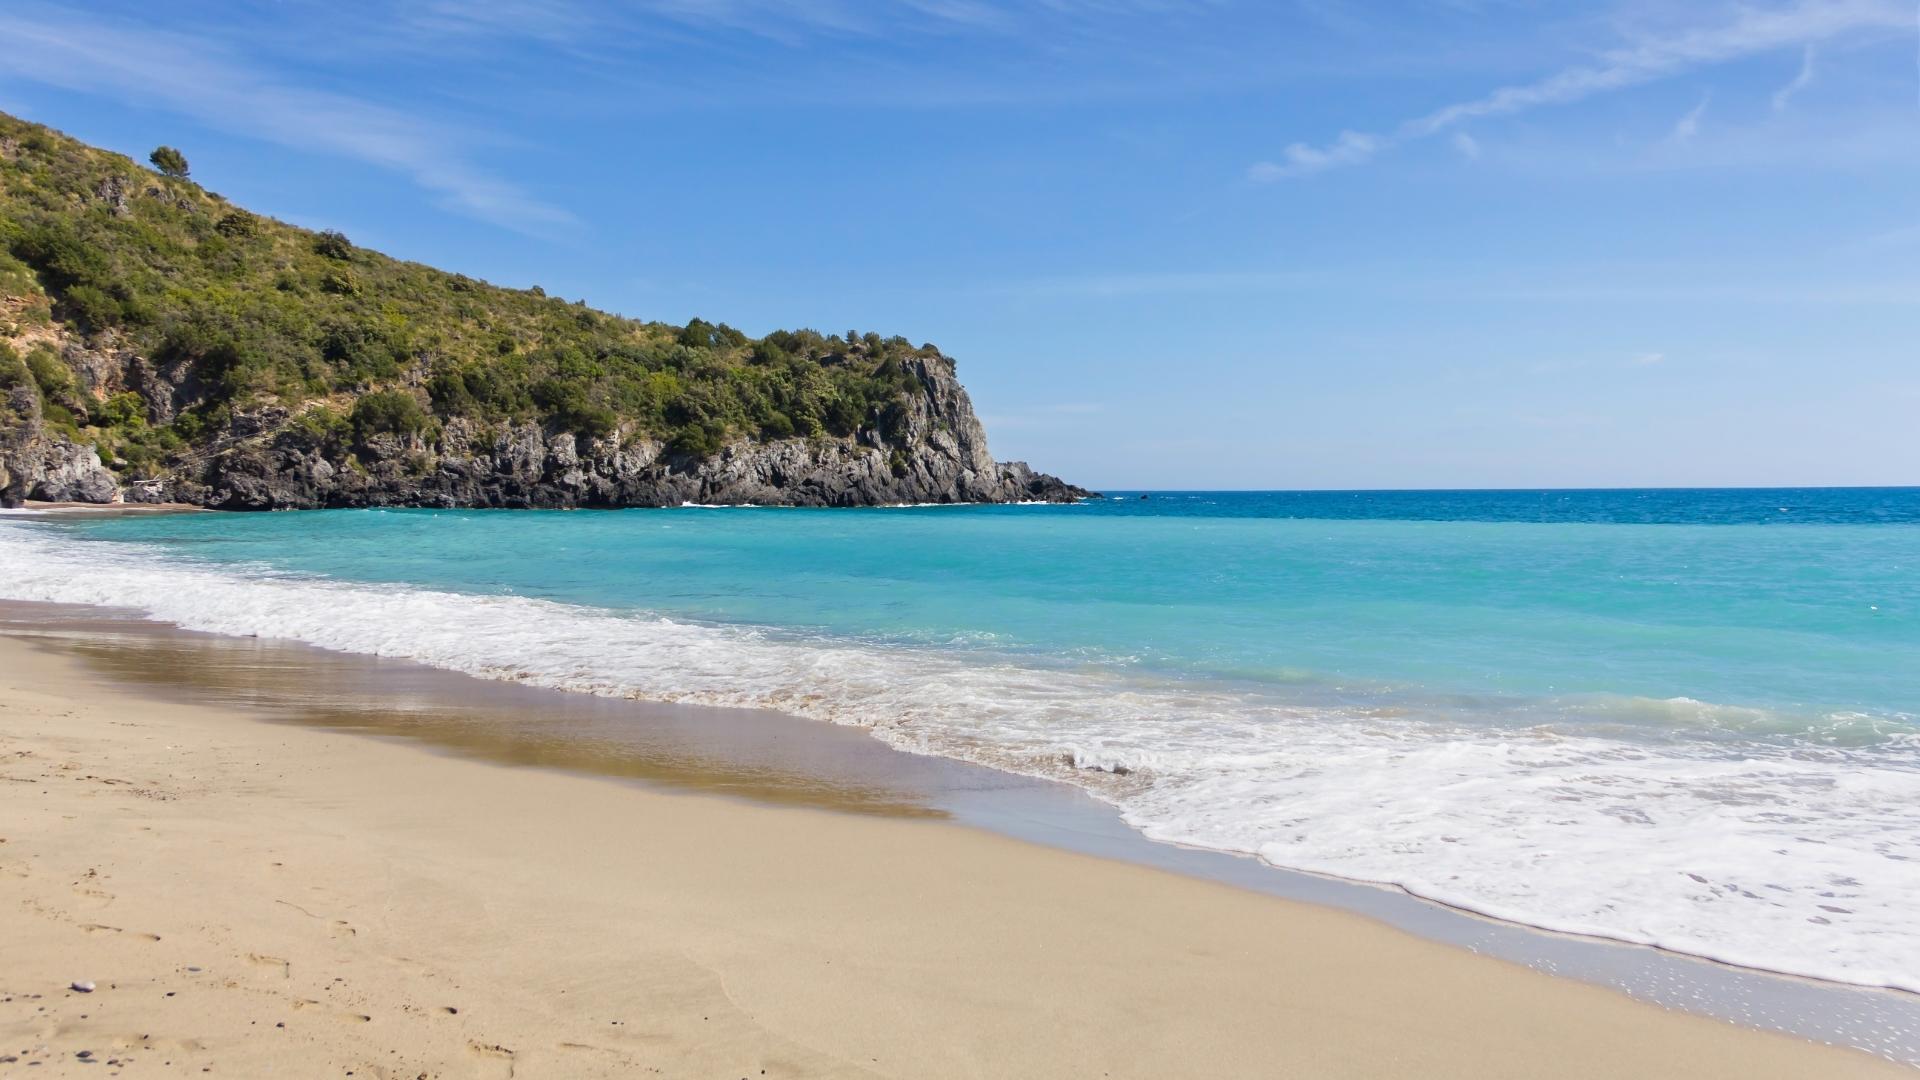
[0,111,1087,508]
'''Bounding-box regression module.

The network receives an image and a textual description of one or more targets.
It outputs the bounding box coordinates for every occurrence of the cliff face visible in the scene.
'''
[0,380,120,505]
[1,337,1087,509]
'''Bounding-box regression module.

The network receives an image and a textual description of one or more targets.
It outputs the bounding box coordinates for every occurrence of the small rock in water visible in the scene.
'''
[69,981,95,994]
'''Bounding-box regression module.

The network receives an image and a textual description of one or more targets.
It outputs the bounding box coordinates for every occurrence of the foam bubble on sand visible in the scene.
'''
[4,523,1917,992]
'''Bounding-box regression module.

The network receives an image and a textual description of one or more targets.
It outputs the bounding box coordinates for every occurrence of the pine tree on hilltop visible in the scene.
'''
[148,146,189,178]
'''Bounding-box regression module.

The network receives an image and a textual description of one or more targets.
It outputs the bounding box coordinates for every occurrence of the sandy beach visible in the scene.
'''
[0,628,1906,1078]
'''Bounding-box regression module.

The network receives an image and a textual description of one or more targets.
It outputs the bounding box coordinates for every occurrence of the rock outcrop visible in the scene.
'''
[1,376,121,507]
[2,342,1090,510]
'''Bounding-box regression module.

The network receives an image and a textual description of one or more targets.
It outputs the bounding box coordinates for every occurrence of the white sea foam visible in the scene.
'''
[4,522,1917,991]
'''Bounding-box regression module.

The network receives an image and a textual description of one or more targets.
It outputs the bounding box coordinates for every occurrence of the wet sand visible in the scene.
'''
[0,612,1910,1077]
[9,502,207,517]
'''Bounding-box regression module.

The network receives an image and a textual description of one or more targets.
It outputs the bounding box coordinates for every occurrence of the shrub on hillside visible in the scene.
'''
[350,389,429,441]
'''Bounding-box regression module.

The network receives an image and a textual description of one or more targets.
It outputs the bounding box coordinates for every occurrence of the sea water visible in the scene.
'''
[3,489,1916,991]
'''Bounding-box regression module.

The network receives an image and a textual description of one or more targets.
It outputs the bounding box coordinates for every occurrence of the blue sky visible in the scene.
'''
[2,1,1917,488]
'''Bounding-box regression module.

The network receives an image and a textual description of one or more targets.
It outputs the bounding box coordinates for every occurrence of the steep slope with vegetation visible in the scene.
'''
[0,112,1086,508]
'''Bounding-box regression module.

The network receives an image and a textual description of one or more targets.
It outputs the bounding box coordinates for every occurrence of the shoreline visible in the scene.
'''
[0,603,1913,1075]
[0,587,1916,1052]
[8,509,1915,1001]
[5,502,209,517]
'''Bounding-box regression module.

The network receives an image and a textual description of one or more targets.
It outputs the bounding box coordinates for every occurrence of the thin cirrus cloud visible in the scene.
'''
[1772,44,1817,110]
[0,6,575,235]
[1008,269,1323,298]
[1667,93,1711,144]
[398,0,1167,44]
[1249,0,1911,180]
[396,0,603,43]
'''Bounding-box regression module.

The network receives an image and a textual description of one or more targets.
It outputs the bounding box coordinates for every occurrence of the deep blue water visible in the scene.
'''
[1074,487,1920,525]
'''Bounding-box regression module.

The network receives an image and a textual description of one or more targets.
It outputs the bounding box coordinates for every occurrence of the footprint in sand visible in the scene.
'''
[290,999,372,1023]
[70,868,114,904]
[78,923,162,941]
[246,953,291,978]
[556,1041,641,1068]
[468,1040,519,1078]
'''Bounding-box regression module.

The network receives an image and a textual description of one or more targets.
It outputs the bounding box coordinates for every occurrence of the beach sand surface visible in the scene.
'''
[0,632,1905,1078]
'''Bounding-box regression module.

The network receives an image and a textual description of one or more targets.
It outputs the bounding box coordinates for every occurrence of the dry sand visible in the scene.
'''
[0,632,1905,1078]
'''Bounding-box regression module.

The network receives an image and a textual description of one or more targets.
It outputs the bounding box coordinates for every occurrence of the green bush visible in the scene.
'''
[313,230,353,260]
[95,391,148,429]
[0,342,28,395]
[59,283,125,330]
[215,211,259,238]
[289,405,349,443]
[320,267,359,295]
[24,344,72,399]
[349,389,429,440]
[759,411,795,439]
[531,377,618,438]
[667,419,726,458]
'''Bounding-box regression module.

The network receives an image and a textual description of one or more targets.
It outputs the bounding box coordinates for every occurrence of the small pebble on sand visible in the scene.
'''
[69,981,95,993]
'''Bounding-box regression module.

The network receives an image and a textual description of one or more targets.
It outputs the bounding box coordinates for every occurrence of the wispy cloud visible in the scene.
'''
[332,0,1274,112]
[395,0,1206,46]
[1451,131,1482,160]
[398,0,600,43]
[1009,269,1321,298]
[1772,44,1818,110]
[1249,130,1384,180]
[0,5,575,235]
[1250,0,1911,181]
[1668,93,1711,143]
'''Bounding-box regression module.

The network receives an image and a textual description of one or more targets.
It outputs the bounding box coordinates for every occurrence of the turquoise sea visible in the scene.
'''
[3,488,1916,991]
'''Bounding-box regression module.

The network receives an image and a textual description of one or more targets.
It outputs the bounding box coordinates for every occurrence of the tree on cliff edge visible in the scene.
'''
[148,146,189,178]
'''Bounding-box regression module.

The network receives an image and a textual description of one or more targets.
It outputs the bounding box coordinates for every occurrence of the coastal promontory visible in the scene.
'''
[0,113,1086,509]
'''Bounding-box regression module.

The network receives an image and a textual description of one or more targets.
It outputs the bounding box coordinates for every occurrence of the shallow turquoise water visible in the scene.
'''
[49,490,1920,730]
[5,488,1918,989]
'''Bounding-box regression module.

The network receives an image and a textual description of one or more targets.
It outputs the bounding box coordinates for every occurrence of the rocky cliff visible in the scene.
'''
[0,331,1087,509]
[0,378,120,505]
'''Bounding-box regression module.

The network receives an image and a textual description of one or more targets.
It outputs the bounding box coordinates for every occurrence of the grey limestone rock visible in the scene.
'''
[1,343,1092,510]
